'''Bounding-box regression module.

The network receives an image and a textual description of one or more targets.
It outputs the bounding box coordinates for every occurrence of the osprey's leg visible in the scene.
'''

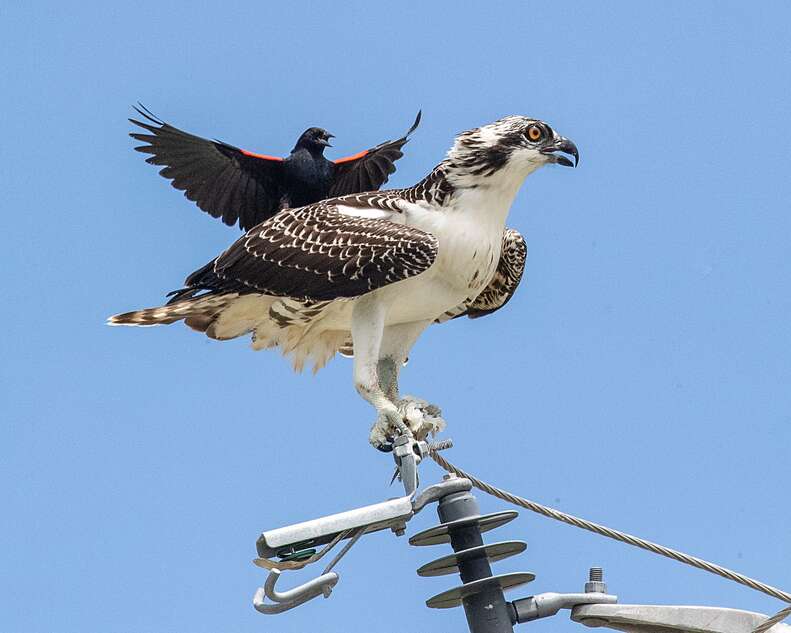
[376,320,428,400]
[377,357,401,402]
[351,294,405,450]
[379,321,446,441]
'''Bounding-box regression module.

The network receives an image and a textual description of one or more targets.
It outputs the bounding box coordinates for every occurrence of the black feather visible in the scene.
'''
[131,105,420,232]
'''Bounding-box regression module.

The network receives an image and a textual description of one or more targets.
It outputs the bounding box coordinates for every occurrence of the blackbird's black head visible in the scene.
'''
[294,127,335,154]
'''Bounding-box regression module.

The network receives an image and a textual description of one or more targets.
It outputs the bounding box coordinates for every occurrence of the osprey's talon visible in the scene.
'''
[397,395,447,440]
[374,439,395,453]
[369,407,412,452]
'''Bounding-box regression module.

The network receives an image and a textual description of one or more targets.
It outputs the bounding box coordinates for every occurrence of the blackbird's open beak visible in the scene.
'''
[319,133,335,148]
[540,136,579,167]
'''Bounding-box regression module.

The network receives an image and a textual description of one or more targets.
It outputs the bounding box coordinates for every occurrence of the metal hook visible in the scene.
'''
[253,568,339,614]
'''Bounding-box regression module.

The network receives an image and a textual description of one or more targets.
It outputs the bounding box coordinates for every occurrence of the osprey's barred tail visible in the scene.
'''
[108,292,344,372]
[107,294,237,327]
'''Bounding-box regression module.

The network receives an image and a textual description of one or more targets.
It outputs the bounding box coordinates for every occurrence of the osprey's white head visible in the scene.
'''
[445,116,579,190]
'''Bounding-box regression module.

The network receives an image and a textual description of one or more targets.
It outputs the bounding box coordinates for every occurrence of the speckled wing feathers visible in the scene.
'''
[435,227,527,322]
[191,193,439,302]
[464,228,527,318]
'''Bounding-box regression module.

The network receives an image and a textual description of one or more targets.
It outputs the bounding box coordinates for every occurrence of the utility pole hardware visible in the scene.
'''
[251,438,791,633]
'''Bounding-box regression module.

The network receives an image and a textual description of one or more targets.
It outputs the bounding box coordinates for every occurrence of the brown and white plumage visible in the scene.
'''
[463,227,527,318]
[435,227,527,322]
[110,115,578,449]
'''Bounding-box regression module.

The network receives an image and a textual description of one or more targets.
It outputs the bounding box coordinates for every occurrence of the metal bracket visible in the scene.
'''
[413,475,472,513]
[256,496,415,560]
[511,592,618,623]
[252,460,470,615]
[570,604,791,633]
[505,567,618,626]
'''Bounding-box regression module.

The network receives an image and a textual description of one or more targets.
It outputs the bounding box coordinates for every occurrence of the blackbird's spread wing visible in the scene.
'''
[130,104,285,231]
[328,111,421,197]
[175,194,438,303]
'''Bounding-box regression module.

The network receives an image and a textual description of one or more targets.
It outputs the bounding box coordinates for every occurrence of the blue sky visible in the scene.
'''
[1,2,789,632]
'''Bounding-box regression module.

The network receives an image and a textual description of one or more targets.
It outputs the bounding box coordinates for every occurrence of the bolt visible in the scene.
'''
[430,439,454,452]
[585,567,607,594]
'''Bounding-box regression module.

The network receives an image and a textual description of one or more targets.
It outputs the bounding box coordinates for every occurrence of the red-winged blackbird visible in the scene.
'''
[130,105,421,231]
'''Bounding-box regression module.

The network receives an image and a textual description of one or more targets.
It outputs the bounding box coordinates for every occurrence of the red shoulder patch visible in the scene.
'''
[334,150,369,165]
[239,149,284,161]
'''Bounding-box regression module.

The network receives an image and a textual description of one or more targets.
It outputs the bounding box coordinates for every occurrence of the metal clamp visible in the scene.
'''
[511,592,618,623]
[510,567,618,625]
[392,435,427,496]
[393,437,454,496]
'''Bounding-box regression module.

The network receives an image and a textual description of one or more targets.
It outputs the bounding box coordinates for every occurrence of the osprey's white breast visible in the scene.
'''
[323,162,532,328]
[372,186,516,325]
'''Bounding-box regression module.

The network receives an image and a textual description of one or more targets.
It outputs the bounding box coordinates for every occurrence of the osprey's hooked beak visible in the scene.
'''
[318,133,335,148]
[541,136,579,168]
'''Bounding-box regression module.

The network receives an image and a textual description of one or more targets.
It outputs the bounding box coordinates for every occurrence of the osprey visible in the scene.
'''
[131,105,529,324]
[110,116,579,450]
[130,105,421,231]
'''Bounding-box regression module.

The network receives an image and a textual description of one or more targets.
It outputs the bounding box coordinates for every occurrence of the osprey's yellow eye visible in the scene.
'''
[526,125,543,142]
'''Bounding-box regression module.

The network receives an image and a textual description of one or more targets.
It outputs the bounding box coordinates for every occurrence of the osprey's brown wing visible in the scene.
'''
[176,192,438,302]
